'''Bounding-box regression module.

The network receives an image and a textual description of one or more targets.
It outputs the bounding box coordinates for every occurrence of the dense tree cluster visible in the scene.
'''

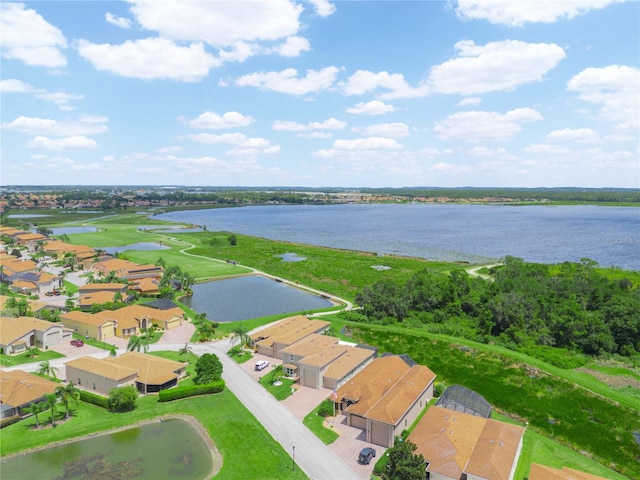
[355,257,640,357]
[193,353,223,384]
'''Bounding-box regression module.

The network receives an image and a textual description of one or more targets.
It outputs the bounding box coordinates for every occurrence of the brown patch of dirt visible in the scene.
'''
[576,368,640,389]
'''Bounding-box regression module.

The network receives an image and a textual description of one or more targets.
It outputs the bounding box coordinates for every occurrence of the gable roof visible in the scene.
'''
[78,291,120,307]
[0,369,59,408]
[409,406,524,480]
[79,283,128,293]
[109,351,187,385]
[62,310,114,327]
[65,356,138,381]
[323,346,376,381]
[281,333,339,357]
[0,316,63,344]
[251,315,325,343]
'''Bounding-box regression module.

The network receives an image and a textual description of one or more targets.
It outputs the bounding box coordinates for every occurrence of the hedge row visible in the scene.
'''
[158,380,225,402]
[0,415,20,429]
[79,389,110,409]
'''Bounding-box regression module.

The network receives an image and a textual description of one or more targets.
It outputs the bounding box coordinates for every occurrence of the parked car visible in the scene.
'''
[254,360,269,371]
[358,447,376,465]
[70,339,84,347]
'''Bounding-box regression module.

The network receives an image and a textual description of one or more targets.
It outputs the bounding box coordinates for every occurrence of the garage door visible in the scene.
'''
[301,368,317,388]
[102,323,115,339]
[370,421,392,447]
[350,415,366,429]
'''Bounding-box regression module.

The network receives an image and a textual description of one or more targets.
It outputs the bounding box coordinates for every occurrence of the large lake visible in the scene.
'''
[155,204,640,270]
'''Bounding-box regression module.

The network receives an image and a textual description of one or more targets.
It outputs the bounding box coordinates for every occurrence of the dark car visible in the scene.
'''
[70,339,84,347]
[358,447,376,465]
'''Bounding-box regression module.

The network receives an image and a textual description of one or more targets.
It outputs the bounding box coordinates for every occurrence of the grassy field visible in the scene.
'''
[302,403,339,445]
[0,349,64,367]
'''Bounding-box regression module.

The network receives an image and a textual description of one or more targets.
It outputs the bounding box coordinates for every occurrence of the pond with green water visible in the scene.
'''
[0,418,213,480]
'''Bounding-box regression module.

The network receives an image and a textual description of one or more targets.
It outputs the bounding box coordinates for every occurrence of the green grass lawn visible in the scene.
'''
[228,347,253,364]
[0,349,64,367]
[1,392,307,480]
[302,403,339,445]
[259,370,296,401]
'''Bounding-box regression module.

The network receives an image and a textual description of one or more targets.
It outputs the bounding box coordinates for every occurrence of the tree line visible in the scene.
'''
[353,256,640,358]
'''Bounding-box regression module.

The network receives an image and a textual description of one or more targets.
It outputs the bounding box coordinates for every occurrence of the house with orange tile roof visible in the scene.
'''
[336,355,436,447]
[130,276,161,295]
[250,315,330,358]
[528,464,609,480]
[15,232,48,248]
[96,304,184,338]
[408,406,525,480]
[0,369,59,419]
[280,333,375,390]
[61,310,116,341]
[79,283,129,295]
[0,316,71,355]
[65,352,187,396]
[91,257,163,280]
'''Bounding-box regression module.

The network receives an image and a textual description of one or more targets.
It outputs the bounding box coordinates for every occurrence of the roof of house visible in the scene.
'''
[142,298,179,310]
[0,316,63,345]
[0,369,59,408]
[251,315,326,343]
[131,277,160,292]
[299,344,350,368]
[281,333,339,357]
[323,346,376,381]
[2,258,39,274]
[109,352,187,385]
[65,356,138,381]
[79,283,128,292]
[528,464,609,480]
[96,304,157,330]
[15,233,47,242]
[78,291,120,307]
[62,310,114,327]
[409,406,525,480]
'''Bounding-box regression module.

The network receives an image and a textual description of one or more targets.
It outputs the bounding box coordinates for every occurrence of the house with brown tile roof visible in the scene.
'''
[0,369,59,419]
[130,276,161,295]
[528,464,609,480]
[79,283,129,295]
[250,315,331,359]
[61,310,115,341]
[408,406,525,480]
[91,257,163,280]
[15,232,48,248]
[78,291,122,311]
[336,355,436,447]
[1,257,39,276]
[0,316,71,355]
[96,304,184,337]
[5,270,60,295]
[65,352,187,396]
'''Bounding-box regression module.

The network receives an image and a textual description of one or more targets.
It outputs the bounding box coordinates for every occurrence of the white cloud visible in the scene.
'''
[105,12,132,29]
[346,100,395,115]
[184,111,254,129]
[218,41,260,63]
[453,0,623,27]
[342,70,429,99]
[353,123,410,138]
[333,137,402,150]
[434,108,543,142]
[523,144,572,154]
[2,115,108,136]
[156,145,182,154]
[187,132,279,153]
[547,128,597,141]
[27,135,97,150]
[234,67,340,95]
[274,36,310,57]
[467,146,516,160]
[307,0,336,17]
[457,97,482,106]
[0,2,67,67]
[128,0,302,46]
[567,65,640,131]
[1,78,83,110]
[77,38,219,82]
[427,40,566,95]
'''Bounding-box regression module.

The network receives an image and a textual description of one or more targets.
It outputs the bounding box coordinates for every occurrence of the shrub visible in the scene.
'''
[79,390,110,409]
[194,353,223,384]
[158,381,225,402]
[108,386,138,413]
[317,399,333,418]
[433,382,446,398]
[0,415,20,429]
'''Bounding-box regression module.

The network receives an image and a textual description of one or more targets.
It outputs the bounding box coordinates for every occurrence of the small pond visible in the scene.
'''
[182,275,334,322]
[0,418,213,480]
[49,226,98,235]
[276,252,307,262]
[102,242,170,255]
[9,214,51,218]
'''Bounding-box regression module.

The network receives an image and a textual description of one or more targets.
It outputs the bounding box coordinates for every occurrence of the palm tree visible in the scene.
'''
[38,360,59,380]
[231,326,250,349]
[109,345,118,357]
[126,335,148,353]
[178,343,192,361]
[45,392,58,427]
[55,383,80,419]
[25,346,39,358]
[24,400,47,428]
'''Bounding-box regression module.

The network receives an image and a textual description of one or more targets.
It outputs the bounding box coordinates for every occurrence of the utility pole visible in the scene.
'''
[292,445,295,471]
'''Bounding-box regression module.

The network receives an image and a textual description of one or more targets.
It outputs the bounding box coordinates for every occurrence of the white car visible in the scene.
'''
[255,360,269,371]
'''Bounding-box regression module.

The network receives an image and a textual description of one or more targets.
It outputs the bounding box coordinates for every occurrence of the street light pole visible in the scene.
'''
[292,445,295,471]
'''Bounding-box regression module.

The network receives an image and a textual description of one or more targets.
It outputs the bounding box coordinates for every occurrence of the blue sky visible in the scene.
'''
[1,0,638,188]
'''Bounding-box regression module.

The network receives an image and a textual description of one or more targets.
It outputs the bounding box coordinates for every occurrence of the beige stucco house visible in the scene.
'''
[61,310,115,341]
[336,355,436,447]
[0,369,59,418]
[250,315,330,358]
[409,406,525,480]
[0,316,70,355]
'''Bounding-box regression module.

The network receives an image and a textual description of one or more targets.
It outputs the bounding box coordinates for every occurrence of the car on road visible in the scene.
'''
[70,339,84,347]
[358,447,376,465]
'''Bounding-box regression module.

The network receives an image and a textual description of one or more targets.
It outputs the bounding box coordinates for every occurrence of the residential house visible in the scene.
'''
[4,271,61,295]
[0,316,71,355]
[280,333,375,390]
[336,355,436,447]
[408,406,525,480]
[528,464,609,480]
[91,257,163,281]
[0,369,59,418]
[78,283,129,296]
[78,291,123,311]
[250,315,330,359]
[65,352,187,395]
[97,304,184,338]
[130,276,161,296]
[61,310,116,341]
[14,232,48,249]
